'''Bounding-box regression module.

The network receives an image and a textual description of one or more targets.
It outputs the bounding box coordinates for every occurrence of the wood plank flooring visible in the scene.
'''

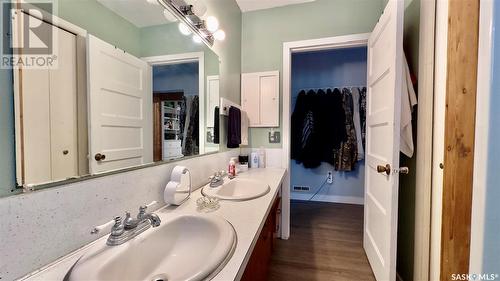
[268,201,375,281]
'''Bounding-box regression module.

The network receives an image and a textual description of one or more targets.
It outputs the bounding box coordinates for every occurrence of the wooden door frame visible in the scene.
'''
[439,0,480,279]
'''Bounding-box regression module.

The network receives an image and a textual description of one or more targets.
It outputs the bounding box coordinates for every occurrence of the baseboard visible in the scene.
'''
[290,192,364,205]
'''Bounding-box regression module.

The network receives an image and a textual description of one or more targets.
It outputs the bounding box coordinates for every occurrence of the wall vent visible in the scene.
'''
[293,185,310,192]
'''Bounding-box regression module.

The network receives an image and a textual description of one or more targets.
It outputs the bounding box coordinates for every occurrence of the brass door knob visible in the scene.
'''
[94,153,106,161]
[377,164,391,175]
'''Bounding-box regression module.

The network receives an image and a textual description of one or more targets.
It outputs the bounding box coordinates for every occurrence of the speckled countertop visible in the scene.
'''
[18,168,285,281]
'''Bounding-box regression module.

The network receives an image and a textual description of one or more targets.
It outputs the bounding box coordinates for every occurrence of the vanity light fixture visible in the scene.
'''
[205,16,219,32]
[178,22,192,35]
[158,0,216,46]
[193,34,202,44]
[214,29,226,41]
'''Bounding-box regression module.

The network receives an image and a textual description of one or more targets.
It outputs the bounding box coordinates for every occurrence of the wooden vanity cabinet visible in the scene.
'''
[241,195,281,281]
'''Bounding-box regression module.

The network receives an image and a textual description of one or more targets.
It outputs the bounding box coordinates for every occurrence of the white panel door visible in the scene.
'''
[206,75,220,127]
[49,27,78,181]
[241,73,260,126]
[363,1,404,281]
[87,35,152,174]
[259,73,279,126]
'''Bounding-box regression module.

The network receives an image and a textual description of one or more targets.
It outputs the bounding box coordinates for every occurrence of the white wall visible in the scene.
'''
[0,150,239,281]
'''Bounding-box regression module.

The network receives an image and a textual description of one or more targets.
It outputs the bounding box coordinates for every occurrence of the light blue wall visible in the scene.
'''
[290,48,367,201]
[482,1,500,273]
[153,63,199,96]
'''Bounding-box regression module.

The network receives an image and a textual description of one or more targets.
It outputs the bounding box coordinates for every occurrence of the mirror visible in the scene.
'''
[2,0,221,192]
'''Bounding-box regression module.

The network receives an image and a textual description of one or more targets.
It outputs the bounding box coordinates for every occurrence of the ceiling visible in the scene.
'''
[236,0,316,12]
[97,0,174,28]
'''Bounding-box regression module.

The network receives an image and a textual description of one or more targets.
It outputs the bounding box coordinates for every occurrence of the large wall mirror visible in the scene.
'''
[3,0,221,193]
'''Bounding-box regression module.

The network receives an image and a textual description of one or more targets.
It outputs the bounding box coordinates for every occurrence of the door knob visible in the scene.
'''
[398,167,410,174]
[94,153,106,161]
[376,164,391,175]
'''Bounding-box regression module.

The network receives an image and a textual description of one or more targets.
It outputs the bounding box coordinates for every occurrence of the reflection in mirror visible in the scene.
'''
[5,0,221,192]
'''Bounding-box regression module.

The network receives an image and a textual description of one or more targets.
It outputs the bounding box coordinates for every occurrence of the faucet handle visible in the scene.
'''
[110,216,125,236]
[139,201,157,212]
[91,217,119,234]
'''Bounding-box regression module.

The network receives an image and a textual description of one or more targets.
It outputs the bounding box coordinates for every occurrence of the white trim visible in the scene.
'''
[430,0,449,279]
[142,52,206,155]
[470,0,494,273]
[290,193,364,205]
[281,33,370,239]
[413,0,436,280]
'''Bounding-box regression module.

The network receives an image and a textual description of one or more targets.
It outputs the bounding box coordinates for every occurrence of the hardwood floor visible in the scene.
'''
[268,201,375,281]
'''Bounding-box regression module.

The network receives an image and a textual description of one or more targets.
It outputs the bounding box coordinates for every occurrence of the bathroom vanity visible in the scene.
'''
[18,168,285,281]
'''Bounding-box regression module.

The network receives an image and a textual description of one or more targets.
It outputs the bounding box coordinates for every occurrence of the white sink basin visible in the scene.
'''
[202,178,270,201]
[65,215,236,281]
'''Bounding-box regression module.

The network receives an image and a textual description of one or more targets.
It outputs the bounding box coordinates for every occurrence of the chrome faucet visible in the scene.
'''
[209,170,227,187]
[104,204,161,246]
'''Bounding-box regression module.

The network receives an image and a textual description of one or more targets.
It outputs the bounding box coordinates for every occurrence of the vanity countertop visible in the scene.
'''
[19,167,286,281]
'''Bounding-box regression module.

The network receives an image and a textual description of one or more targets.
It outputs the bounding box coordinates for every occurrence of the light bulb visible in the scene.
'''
[193,34,202,44]
[146,0,159,5]
[178,23,191,35]
[163,9,178,22]
[205,16,219,32]
[214,29,226,41]
[192,0,207,17]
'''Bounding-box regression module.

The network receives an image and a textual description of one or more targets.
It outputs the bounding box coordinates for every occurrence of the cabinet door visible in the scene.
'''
[259,74,279,127]
[241,71,280,127]
[241,73,260,126]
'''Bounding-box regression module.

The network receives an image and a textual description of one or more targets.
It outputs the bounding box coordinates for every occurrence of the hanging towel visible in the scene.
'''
[351,87,365,161]
[227,106,241,148]
[401,54,418,158]
[214,106,220,144]
[240,110,249,146]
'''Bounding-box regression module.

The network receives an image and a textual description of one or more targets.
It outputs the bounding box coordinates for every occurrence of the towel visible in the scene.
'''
[400,54,418,158]
[240,110,249,146]
[227,106,241,148]
[214,106,220,144]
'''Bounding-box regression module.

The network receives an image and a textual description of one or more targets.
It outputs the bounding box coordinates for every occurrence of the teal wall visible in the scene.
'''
[241,0,385,148]
[33,0,142,55]
[1,3,17,197]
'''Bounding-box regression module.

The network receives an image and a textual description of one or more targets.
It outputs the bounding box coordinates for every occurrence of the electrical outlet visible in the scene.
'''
[268,131,280,143]
[293,185,310,192]
[327,171,333,184]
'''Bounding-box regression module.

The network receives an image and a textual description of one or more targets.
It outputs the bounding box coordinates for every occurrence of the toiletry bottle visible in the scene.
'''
[258,147,266,168]
[229,159,236,176]
[251,152,259,168]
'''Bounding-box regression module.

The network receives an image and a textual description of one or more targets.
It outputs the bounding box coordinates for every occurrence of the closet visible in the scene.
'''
[290,47,367,204]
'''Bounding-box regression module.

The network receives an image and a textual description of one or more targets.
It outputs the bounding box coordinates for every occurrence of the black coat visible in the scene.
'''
[291,89,347,168]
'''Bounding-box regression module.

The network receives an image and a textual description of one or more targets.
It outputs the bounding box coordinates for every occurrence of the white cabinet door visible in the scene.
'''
[363,1,404,281]
[241,71,279,127]
[241,73,261,126]
[259,74,279,126]
[87,35,153,174]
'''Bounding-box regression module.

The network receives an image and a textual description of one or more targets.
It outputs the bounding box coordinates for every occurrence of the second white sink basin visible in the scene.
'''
[202,178,270,201]
[65,214,236,281]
